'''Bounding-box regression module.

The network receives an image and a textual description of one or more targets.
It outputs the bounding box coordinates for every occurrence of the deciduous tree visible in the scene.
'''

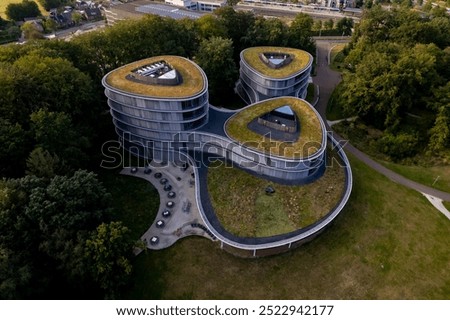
[195,37,237,105]
[5,0,40,21]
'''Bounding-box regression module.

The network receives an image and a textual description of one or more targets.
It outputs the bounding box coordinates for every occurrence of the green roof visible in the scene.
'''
[105,56,206,98]
[242,47,312,79]
[225,97,324,159]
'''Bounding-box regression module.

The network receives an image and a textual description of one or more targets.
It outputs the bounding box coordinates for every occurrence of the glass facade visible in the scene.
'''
[238,50,313,103]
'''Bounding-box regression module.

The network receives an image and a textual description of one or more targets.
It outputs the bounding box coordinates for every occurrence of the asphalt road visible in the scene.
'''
[314,40,450,202]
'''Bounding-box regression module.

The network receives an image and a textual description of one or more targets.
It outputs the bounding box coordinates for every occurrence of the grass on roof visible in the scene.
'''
[207,150,346,238]
[225,97,324,158]
[243,47,312,79]
[105,56,205,98]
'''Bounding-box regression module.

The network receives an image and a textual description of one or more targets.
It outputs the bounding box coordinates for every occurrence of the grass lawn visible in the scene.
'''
[0,0,46,18]
[305,83,315,104]
[444,202,450,212]
[330,44,346,72]
[123,155,450,299]
[207,153,345,237]
[381,162,450,194]
[98,169,160,241]
[326,83,351,121]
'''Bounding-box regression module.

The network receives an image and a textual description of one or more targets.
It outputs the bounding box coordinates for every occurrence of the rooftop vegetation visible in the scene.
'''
[242,46,312,79]
[207,151,346,238]
[225,97,324,158]
[105,56,206,98]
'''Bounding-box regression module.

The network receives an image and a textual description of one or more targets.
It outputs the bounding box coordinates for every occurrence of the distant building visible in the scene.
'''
[165,0,198,10]
[50,9,74,28]
[164,0,226,12]
[83,6,102,20]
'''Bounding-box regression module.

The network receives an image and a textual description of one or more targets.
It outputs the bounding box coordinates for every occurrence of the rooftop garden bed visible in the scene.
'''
[207,149,346,238]
[105,56,205,98]
[225,97,324,158]
[242,47,312,79]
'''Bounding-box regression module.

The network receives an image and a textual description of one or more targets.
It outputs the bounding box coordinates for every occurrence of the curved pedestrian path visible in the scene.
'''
[314,40,450,205]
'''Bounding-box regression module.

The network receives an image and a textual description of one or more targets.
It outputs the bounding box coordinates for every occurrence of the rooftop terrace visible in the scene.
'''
[242,47,312,79]
[105,56,206,98]
[225,97,324,159]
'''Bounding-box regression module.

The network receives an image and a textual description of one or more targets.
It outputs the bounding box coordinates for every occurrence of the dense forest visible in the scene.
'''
[336,5,450,161]
[0,7,316,298]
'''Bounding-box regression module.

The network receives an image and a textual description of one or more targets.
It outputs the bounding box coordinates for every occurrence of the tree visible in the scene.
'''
[0,16,8,28]
[20,21,43,40]
[336,17,353,36]
[324,19,334,31]
[194,37,237,105]
[287,13,315,53]
[428,83,450,151]
[313,20,323,32]
[74,15,199,77]
[38,0,65,11]
[243,17,288,47]
[84,222,134,298]
[0,118,30,177]
[72,12,82,25]
[12,54,95,121]
[5,0,40,21]
[0,246,32,299]
[196,15,228,39]
[339,7,449,157]
[30,109,90,168]
[377,132,420,160]
[6,26,21,40]
[43,18,57,33]
[0,170,115,298]
[26,147,68,179]
[214,7,256,58]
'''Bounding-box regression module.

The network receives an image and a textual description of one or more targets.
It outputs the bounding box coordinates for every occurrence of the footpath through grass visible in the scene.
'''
[332,120,450,194]
[124,155,450,299]
[330,44,346,71]
[380,161,450,194]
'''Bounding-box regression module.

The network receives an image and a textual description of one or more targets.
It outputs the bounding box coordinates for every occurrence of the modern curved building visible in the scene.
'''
[102,56,209,161]
[102,56,325,183]
[102,52,352,257]
[236,46,313,104]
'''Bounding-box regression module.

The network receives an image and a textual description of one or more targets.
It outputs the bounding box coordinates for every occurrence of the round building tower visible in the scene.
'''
[102,56,208,161]
[236,47,313,104]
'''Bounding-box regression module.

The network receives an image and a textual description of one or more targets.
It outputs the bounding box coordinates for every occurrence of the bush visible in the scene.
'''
[5,0,40,21]
[377,132,420,160]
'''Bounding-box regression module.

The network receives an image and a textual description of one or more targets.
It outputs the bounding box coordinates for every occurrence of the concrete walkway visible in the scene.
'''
[314,39,450,212]
[121,161,215,255]
[422,194,450,220]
